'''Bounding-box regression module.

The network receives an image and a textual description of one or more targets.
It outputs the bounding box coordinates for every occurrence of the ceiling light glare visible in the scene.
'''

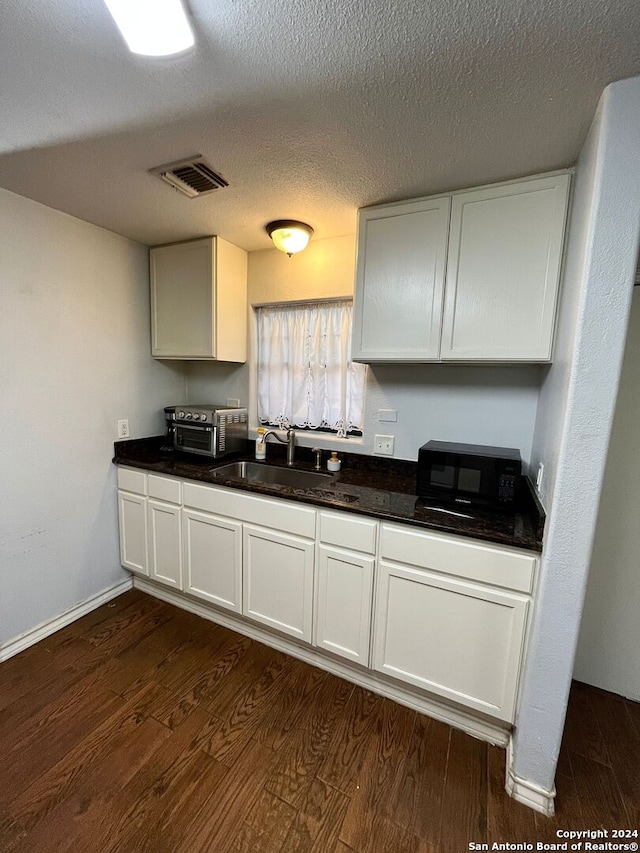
[104,0,195,57]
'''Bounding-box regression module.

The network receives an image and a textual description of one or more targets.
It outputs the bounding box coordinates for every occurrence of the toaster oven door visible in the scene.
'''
[174,424,216,456]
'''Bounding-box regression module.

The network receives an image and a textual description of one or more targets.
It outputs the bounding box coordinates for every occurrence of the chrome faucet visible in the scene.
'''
[262,428,296,466]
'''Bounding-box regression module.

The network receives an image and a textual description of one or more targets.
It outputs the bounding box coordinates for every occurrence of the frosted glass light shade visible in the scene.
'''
[266,220,314,256]
[104,0,195,57]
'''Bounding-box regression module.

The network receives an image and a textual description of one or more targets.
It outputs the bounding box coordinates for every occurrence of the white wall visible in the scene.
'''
[0,188,185,648]
[511,77,640,799]
[573,289,640,700]
[187,234,543,465]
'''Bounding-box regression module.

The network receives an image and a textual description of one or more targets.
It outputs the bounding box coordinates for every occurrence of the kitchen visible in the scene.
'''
[2,0,640,849]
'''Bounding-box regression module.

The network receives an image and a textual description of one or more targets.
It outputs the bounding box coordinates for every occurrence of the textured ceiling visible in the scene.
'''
[1,0,639,250]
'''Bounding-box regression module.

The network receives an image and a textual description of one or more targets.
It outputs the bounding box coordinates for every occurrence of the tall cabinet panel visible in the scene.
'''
[441,174,570,361]
[243,524,314,643]
[183,509,242,612]
[147,500,182,590]
[352,197,451,362]
[150,236,247,361]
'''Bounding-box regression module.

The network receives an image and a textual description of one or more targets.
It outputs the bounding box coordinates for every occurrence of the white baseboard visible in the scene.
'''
[505,735,556,815]
[0,577,134,663]
[134,576,510,747]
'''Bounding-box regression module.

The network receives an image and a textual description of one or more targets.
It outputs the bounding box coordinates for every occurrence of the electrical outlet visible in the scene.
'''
[117,419,130,439]
[374,434,395,456]
[226,398,240,408]
[536,462,544,493]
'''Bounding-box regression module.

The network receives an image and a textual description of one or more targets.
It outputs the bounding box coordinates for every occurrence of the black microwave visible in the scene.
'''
[416,441,522,510]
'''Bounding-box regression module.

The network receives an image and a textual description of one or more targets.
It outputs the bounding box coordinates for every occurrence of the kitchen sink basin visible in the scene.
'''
[210,460,334,490]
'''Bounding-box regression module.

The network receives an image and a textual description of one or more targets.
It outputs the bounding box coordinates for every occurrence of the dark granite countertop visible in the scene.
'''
[113,437,545,552]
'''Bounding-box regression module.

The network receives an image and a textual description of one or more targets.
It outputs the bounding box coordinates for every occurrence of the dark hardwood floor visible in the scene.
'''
[1,590,638,852]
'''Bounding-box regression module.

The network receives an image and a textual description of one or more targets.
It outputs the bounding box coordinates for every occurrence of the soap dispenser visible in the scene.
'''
[327,451,341,472]
[255,427,266,460]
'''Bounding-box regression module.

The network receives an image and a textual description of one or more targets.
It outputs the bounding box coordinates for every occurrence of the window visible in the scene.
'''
[256,300,367,437]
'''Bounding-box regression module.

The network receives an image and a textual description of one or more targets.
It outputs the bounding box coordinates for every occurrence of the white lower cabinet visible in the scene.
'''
[243,524,314,643]
[373,559,529,722]
[147,499,183,590]
[117,491,148,575]
[315,545,374,666]
[182,509,242,612]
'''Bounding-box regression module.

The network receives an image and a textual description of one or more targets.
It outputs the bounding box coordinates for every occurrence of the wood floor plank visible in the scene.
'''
[0,677,124,810]
[281,776,350,853]
[486,744,537,843]
[339,698,416,851]
[316,685,383,795]
[77,708,213,853]
[0,813,26,852]
[437,728,487,853]
[13,715,171,853]
[169,738,277,853]
[9,681,170,831]
[198,649,292,766]
[252,657,328,752]
[569,750,630,826]
[388,714,449,844]
[205,642,290,720]
[561,681,612,766]
[0,644,58,710]
[152,633,253,731]
[114,750,229,853]
[230,786,298,852]
[264,676,354,807]
[588,689,640,825]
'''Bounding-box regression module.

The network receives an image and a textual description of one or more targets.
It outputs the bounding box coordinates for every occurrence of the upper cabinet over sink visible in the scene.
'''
[352,172,571,363]
[150,236,247,362]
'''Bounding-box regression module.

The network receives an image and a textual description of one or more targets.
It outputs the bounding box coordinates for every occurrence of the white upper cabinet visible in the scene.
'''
[352,197,450,361]
[441,174,570,361]
[150,236,247,361]
[352,172,570,363]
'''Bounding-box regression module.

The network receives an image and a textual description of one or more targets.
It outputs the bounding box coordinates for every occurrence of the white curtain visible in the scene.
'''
[257,300,366,437]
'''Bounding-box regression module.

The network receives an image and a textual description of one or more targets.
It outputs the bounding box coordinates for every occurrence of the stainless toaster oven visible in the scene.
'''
[164,405,248,458]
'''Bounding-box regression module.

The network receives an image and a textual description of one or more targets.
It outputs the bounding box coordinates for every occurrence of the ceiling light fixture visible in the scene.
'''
[104,0,195,57]
[265,220,314,257]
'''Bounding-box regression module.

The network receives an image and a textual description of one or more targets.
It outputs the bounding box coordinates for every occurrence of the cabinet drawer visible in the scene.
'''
[148,474,182,504]
[380,523,536,593]
[319,511,378,554]
[117,466,147,495]
[183,482,316,538]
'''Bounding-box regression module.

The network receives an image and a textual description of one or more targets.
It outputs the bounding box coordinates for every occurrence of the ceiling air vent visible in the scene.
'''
[151,156,229,198]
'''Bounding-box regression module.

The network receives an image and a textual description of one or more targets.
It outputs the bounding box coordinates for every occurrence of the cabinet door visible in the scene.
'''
[243,524,314,643]
[441,174,570,361]
[117,490,148,576]
[147,499,183,590]
[150,238,214,358]
[373,560,528,721]
[182,509,242,612]
[352,197,451,361]
[314,545,374,666]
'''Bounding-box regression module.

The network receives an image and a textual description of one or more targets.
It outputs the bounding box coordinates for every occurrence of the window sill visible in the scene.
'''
[250,427,363,452]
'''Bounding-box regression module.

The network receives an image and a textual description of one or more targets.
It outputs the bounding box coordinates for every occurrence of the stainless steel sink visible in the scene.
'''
[210,460,334,490]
